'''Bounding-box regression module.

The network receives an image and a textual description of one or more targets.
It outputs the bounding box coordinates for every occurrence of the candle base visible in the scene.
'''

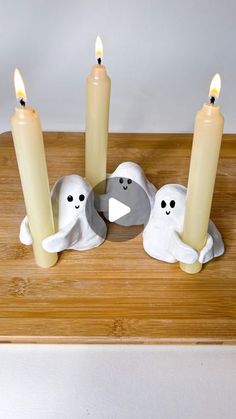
[179,260,202,274]
[33,243,58,268]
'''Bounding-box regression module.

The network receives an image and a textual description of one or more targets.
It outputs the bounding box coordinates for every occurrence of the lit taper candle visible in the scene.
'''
[180,74,224,274]
[85,36,111,194]
[11,69,58,268]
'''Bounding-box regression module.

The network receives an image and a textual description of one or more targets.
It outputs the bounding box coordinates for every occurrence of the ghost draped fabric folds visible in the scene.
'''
[143,184,224,265]
[42,175,107,252]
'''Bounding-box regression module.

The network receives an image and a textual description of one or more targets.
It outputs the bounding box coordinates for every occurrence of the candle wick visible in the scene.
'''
[97,57,102,65]
[210,96,215,105]
[19,98,26,107]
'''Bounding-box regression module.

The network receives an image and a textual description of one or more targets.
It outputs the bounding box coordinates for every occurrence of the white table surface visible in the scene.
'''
[0,345,235,419]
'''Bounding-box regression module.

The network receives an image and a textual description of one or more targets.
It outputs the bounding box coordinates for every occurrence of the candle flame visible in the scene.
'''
[209,73,221,99]
[14,68,27,105]
[95,35,103,59]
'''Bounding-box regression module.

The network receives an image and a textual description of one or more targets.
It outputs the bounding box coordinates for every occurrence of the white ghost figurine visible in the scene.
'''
[143,184,224,265]
[20,175,107,253]
[95,162,157,226]
[108,162,157,207]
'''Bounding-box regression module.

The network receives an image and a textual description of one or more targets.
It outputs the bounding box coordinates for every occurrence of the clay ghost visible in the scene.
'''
[108,162,157,207]
[20,175,107,253]
[143,184,224,264]
[95,162,157,226]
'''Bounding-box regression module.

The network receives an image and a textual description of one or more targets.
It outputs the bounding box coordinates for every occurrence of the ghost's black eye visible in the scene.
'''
[67,195,73,202]
[127,179,132,184]
[119,178,124,184]
[161,200,166,208]
[79,194,85,202]
[170,200,175,208]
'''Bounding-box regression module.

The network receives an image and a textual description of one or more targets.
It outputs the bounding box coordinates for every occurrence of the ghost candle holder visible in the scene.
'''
[20,175,107,255]
[19,165,224,272]
[143,184,224,266]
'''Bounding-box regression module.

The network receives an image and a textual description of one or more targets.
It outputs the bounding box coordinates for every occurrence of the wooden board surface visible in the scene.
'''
[0,131,236,344]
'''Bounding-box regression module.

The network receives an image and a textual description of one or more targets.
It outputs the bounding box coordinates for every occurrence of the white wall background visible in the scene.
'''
[0,0,235,133]
[0,345,236,419]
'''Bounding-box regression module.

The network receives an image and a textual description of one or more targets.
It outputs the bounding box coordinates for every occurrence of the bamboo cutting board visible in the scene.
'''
[0,132,235,344]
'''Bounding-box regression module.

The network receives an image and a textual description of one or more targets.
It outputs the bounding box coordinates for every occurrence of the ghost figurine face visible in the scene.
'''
[52,175,91,230]
[95,162,157,227]
[107,174,135,198]
[110,176,133,198]
[118,177,132,190]
[152,184,186,229]
[107,162,157,208]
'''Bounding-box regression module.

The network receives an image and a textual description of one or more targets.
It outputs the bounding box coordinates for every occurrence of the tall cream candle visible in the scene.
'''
[11,69,58,268]
[180,74,224,274]
[85,36,111,194]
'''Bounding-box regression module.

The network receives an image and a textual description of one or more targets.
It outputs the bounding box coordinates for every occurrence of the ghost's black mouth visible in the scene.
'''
[123,186,128,190]
[166,211,170,215]
[75,205,80,209]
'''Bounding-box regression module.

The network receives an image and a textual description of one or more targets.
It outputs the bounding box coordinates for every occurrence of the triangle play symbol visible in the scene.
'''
[108,197,131,222]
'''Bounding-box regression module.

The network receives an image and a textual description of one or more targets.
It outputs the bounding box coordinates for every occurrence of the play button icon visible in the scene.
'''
[86,177,152,242]
[108,197,131,222]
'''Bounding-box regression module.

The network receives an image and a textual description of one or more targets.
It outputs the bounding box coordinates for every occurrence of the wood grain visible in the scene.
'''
[0,131,236,344]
